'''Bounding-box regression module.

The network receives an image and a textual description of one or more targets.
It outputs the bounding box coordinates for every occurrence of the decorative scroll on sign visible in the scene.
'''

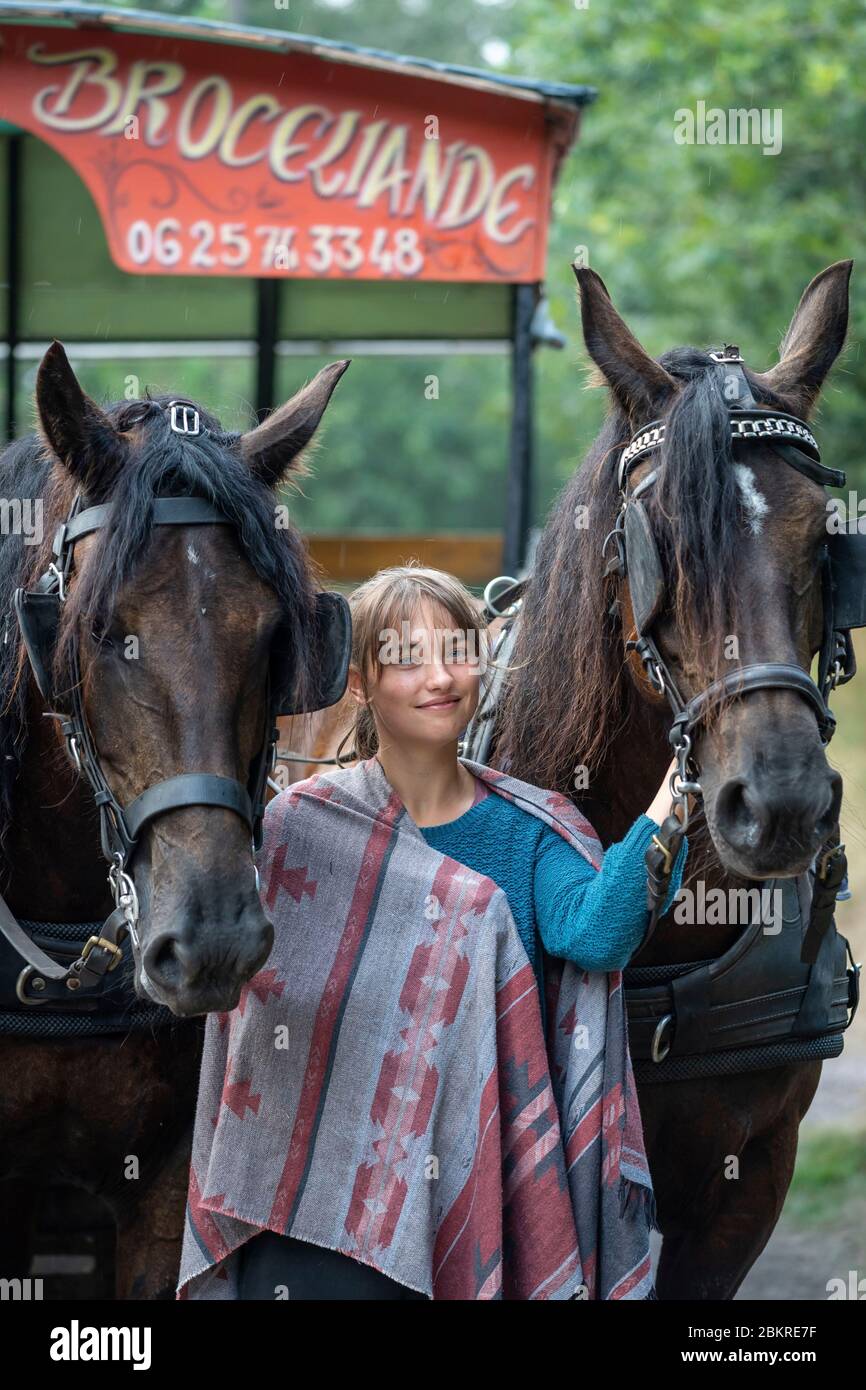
[0,25,577,281]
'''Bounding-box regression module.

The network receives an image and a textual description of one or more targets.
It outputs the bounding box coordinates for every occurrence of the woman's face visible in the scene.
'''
[349,599,483,752]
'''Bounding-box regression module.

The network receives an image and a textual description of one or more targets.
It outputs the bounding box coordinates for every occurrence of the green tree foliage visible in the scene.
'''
[513,0,866,506]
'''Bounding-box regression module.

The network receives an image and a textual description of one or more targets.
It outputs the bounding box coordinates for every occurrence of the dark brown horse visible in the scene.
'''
[492,260,853,1299]
[0,345,347,1296]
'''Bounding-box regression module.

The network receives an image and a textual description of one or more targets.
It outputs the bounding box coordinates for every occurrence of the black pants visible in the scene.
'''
[237,1229,430,1301]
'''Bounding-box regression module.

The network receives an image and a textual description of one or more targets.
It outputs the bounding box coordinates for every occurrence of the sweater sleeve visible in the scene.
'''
[534,814,688,971]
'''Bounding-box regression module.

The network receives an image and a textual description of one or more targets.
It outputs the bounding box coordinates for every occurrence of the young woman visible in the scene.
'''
[177,564,688,1302]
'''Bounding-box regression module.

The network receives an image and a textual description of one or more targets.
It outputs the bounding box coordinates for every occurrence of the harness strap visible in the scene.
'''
[0,890,76,982]
[55,496,233,550]
[639,811,686,951]
[670,662,837,745]
[769,440,846,488]
[5,893,130,1004]
[124,774,254,843]
[801,834,848,964]
[625,874,858,1064]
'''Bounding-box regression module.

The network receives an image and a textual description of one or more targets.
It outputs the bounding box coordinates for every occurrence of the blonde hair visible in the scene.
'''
[336,563,509,767]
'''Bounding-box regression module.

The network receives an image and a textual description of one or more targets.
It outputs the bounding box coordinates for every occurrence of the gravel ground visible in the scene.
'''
[649,1032,866,1301]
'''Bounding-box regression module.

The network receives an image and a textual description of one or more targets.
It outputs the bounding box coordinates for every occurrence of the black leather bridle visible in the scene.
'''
[7,400,350,1005]
[8,493,280,1003]
[605,345,854,817]
[599,345,862,950]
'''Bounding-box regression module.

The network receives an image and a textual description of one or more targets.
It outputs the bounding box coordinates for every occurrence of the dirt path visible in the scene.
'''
[648,1034,866,1300]
[735,1042,866,1301]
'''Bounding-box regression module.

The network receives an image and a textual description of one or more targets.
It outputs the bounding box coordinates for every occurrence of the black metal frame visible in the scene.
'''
[3,134,20,444]
[504,283,537,575]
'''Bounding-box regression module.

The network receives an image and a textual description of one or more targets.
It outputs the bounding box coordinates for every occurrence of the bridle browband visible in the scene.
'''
[618,411,833,491]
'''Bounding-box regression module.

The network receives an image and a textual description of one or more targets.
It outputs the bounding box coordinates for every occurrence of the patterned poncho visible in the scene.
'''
[176,755,655,1300]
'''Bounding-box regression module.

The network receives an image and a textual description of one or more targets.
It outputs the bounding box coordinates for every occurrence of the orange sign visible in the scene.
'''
[0,24,574,282]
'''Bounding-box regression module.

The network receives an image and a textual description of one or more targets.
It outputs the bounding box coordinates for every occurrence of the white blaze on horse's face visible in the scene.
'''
[733,463,770,535]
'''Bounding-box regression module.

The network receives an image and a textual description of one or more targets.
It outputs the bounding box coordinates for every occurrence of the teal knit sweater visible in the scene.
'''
[418,776,687,991]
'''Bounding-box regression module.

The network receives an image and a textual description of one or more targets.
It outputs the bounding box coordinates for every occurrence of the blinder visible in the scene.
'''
[13,587,60,707]
[281,589,352,716]
[621,496,666,636]
[828,526,866,634]
[608,500,866,650]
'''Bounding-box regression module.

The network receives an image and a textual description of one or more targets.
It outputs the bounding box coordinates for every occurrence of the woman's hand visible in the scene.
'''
[645,755,680,827]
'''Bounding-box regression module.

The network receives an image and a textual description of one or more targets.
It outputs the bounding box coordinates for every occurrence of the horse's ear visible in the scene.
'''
[240,359,351,488]
[36,341,125,488]
[572,264,677,422]
[752,260,853,419]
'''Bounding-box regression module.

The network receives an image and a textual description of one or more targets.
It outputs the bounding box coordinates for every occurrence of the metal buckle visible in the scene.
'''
[168,401,201,436]
[108,856,140,949]
[709,344,744,363]
[651,1013,673,1062]
[16,966,48,1005]
[817,841,845,882]
[80,934,124,971]
[66,733,83,775]
[650,833,674,877]
[47,562,66,602]
[483,575,520,618]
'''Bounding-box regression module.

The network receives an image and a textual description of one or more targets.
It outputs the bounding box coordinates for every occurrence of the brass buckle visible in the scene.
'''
[651,832,674,876]
[80,935,123,971]
[817,842,845,882]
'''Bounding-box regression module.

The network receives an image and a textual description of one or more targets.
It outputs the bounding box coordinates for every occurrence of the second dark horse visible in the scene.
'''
[493,260,856,1299]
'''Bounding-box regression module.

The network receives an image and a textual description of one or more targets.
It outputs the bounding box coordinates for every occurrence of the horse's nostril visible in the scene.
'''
[144,934,191,992]
[715,778,763,850]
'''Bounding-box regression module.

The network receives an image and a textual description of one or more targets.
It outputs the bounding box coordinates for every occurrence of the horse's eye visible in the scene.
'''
[119,405,150,431]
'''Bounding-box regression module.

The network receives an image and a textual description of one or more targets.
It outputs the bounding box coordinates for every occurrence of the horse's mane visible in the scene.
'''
[497,346,800,796]
[0,393,318,867]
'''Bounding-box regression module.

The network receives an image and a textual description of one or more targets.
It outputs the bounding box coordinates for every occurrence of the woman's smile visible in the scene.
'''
[417,695,461,710]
